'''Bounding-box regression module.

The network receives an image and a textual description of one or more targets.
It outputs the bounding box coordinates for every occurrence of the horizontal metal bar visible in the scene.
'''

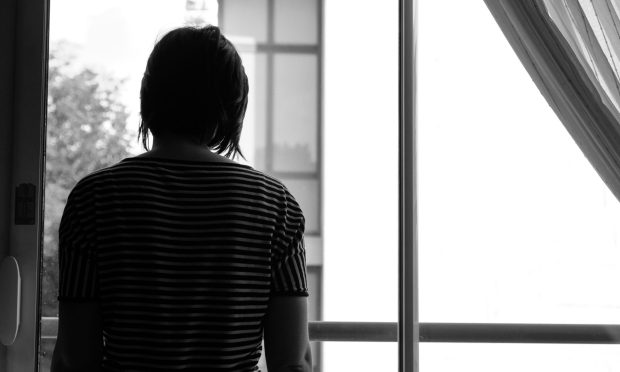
[40,318,620,344]
[310,322,397,342]
[256,44,318,54]
[233,43,319,54]
[420,323,620,344]
[40,318,397,342]
[311,322,620,344]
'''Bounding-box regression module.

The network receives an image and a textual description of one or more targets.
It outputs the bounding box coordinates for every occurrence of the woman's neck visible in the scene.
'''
[140,133,235,163]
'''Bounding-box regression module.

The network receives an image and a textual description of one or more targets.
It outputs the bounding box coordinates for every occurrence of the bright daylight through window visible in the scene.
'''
[418,1,620,370]
[41,0,620,370]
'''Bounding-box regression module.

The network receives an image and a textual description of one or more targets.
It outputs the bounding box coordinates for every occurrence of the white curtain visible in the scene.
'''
[484,0,620,203]
[544,0,620,120]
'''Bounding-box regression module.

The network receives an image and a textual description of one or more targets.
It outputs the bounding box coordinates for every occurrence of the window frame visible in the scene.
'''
[400,0,419,370]
[1,0,49,370]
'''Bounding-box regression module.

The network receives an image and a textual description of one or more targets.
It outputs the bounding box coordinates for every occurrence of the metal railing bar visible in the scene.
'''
[310,321,398,342]
[40,318,398,342]
[40,318,620,344]
[420,322,620,344]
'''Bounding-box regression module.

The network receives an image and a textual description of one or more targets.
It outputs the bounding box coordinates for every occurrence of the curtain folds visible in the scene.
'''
[483,0,620,203]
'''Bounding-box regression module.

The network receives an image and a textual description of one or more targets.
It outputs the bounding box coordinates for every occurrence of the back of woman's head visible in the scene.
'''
[139,25,248,159]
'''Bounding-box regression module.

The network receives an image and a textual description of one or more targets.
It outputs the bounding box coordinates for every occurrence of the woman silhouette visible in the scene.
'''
[51,25,312,372]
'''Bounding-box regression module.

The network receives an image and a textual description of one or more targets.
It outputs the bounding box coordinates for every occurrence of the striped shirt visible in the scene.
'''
[58,156,308,372]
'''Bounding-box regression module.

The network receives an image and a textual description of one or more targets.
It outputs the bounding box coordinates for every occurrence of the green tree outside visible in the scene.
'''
[40,41,132,372]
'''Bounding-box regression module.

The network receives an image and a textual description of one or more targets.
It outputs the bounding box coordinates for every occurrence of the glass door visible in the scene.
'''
[33,0,405,371]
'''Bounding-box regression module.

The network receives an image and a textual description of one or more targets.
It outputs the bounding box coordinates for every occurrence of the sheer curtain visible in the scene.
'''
[483,0,620,203]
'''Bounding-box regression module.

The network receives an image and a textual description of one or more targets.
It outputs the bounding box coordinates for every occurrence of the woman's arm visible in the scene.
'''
[263,296,312,372]
[51,301,103,372]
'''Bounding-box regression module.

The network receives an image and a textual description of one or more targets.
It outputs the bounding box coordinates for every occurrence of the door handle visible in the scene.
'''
[0,256,21,346]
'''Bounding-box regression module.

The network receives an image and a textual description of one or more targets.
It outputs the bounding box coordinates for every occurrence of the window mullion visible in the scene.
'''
[399,0,419,371]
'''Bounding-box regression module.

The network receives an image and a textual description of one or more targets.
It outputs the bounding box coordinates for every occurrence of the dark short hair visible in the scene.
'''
[138,25,248,159]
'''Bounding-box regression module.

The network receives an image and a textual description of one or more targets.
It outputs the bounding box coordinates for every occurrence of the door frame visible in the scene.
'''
[2,0,49,370]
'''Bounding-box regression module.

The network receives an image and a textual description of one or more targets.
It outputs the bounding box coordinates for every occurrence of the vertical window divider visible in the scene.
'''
[399,0,419,371]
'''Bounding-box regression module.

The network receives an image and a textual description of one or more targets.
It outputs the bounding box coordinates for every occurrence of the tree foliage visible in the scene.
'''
[42,43,133,316]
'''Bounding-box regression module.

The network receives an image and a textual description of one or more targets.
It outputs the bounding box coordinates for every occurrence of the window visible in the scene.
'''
[418,0,620,370]
[36,1,400,372]
[13,0,620,371]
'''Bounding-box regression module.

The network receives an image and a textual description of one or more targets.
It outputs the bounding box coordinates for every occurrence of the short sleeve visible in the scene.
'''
[270,185,309,297]
[58,183,99,302]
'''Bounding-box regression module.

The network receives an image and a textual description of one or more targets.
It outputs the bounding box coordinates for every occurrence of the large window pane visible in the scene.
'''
[274,0,318,45]
[324,343,397,372]
[419,0,620,326]
[324,1,398,365]
[323,0,398,322]
[273,54,318,173]
[421,344,620,372]
[221,0,268,43]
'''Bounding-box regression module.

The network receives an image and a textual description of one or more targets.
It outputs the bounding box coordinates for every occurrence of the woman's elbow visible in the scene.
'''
[270,345,313,372]
[271,364,311,372]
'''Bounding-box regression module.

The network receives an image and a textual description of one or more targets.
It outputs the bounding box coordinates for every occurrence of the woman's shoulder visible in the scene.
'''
[77,155,290,195]
[132,149,236,164]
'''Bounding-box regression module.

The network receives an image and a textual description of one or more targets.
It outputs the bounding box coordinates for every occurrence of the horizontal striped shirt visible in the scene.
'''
[58,156,308,372]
